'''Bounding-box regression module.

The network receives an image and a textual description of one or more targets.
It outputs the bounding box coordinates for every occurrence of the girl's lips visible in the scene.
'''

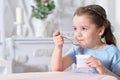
[78,40,84,42]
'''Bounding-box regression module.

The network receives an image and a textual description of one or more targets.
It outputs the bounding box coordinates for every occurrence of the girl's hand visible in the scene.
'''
[86,56,106,74]
[53,32,64,47]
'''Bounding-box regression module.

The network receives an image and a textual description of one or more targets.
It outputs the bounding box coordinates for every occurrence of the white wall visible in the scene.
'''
[114,0,120,48]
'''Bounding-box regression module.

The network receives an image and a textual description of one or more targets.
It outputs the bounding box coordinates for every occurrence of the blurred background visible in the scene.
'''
[0,0,120,74]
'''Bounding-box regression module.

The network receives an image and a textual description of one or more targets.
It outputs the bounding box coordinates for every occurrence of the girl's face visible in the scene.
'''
[73,15,104,49]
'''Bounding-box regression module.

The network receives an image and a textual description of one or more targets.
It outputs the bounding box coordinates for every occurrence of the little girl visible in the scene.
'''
[51,4,120,79]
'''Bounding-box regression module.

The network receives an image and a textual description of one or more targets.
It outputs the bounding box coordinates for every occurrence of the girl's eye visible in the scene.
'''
[73,27,77,30]
[82,27,87,30]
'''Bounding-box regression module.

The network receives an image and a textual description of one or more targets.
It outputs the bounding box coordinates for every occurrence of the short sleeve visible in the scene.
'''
[110,48,120,75]
[66,46,82,64]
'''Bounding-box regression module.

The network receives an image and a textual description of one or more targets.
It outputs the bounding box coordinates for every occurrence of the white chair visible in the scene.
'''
[0,59,12,74]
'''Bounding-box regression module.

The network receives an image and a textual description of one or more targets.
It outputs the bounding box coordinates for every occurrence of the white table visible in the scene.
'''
[0,72,118,80]
[6,37,73,73]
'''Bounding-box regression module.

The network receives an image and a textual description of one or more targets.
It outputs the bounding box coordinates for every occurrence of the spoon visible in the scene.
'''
[63,36,80,46]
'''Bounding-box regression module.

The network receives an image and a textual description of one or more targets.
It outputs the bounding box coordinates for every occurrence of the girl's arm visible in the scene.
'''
[101,67,120,80]
[51,46,73,71]
[51,45,63,71]
[51,32,64,71]
[51,32,73,71]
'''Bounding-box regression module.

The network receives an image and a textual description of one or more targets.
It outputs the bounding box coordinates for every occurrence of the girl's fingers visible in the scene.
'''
[56,37,63,42]
[53,32,61,37]
[53,32,64,46]
[86,56,94,63]
[86,56,105,74]
[87,60,101,67]
[53,32,64,41]
[86,56,102,68]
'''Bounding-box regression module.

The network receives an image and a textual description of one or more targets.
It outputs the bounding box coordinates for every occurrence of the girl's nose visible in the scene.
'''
[74,31,82,37]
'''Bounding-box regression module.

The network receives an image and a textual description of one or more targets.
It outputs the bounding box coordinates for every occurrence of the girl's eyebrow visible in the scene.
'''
[84,26,89,28]
[81,25,89,28]
[73,25,90,29]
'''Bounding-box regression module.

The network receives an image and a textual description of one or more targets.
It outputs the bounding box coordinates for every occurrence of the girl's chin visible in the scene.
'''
[79,43,89,48]
[79,44,87,48]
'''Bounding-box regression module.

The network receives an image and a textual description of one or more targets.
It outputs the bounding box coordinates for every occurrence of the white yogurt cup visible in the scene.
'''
[76,55,91,69]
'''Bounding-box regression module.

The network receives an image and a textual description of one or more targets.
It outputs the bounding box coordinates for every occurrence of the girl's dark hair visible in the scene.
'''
[74,4,116,46]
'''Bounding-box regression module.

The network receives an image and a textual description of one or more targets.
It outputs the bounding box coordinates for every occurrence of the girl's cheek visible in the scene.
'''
[74,32,77,37]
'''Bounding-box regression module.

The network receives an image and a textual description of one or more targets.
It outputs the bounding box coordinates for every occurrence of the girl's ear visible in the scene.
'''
[99,26,105,36]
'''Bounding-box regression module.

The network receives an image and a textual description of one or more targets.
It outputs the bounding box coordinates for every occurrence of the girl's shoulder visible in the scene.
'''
[105,44,120,55]
[106,44,118,51]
